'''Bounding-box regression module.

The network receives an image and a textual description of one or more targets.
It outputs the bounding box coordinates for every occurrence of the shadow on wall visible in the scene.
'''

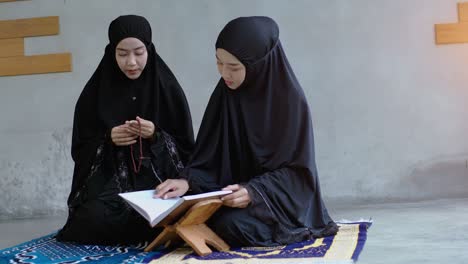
[401,155,468,201]
[326,155,468,206]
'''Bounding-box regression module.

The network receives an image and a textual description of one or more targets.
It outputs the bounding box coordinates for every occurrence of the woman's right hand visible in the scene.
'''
[111,124,138,146]
[154,179,189,199]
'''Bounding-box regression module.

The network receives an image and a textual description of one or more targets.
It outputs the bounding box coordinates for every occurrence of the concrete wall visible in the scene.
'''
[1,0,468,219]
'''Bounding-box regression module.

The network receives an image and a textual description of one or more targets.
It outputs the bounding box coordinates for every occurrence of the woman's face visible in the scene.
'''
[115,37,148,80]
[216,48,246,90]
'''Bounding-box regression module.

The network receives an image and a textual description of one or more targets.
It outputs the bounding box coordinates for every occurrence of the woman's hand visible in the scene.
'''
[111,124,138,146]
[154,179,189,199]
[221,184,251,208]
[126,116,155,139]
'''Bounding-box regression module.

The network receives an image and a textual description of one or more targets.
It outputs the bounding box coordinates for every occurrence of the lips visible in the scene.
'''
[225,80,234,86]
[127,69,139,75]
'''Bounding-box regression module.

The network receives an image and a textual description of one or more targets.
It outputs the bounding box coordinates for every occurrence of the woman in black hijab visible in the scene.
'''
[155,16,337,247]
[56,15,194,245]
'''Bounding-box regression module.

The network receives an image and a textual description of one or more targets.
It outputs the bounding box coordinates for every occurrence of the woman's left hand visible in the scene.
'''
[126,116,155,139]
[221,184,251,208]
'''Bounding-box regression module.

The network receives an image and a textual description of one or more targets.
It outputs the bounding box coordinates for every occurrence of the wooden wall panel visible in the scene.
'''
[458,2,468,22]
[0,16,59,39]
[0,53,72,76]
[0,38,24,57]
[0,3,72,76]
[435,22,468,44]
[435,2,468,45]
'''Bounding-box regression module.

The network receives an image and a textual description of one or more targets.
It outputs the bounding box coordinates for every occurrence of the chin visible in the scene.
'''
[126,73,142,80]
[227,85,240,90]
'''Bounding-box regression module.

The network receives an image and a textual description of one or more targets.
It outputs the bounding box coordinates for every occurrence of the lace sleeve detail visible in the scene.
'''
[149,130,185,181]
[160,130,185,172]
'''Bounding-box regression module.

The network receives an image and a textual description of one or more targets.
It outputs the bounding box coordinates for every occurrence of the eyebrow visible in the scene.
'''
[116,46,145,52]
[216,55,241,67]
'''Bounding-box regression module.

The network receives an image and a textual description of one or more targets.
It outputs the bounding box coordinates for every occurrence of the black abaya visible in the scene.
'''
[181,16,338,246]
[56,15,194,245]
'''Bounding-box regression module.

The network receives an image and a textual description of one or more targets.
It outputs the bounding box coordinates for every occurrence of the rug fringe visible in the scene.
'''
[336,218,373,224]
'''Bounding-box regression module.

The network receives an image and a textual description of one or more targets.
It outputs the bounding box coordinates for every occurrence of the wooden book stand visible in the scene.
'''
[144,198,230,256]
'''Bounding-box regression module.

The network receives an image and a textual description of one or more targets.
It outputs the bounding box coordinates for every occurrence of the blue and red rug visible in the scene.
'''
[0,221,371,264]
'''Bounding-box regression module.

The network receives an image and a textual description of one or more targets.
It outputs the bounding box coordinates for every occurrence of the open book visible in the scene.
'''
[119,189,232,227]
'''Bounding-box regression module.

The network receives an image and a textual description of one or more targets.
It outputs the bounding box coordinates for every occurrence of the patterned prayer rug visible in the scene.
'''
[144,221,371,264]
[0,221,371,264]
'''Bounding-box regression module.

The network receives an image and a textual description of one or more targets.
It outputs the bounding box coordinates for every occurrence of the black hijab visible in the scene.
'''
[69,15,194,204]
[182,16,335,241]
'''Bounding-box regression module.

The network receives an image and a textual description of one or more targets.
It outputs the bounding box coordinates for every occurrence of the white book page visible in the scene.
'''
[183,190,232,200]
[119,190,182,226]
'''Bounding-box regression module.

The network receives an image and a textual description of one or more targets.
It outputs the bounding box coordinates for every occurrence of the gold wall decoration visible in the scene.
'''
[0,53,71,76]
[435,2,468,44]
[0,3,72,76]
[0,16,59,39]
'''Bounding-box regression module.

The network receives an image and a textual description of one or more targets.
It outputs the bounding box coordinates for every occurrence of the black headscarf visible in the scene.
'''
[182,16,335,242]
[69,15,194,204]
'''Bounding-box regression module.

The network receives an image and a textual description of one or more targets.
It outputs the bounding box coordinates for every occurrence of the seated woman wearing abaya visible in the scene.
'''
[155,16,338,247]
[56,15,194,245]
